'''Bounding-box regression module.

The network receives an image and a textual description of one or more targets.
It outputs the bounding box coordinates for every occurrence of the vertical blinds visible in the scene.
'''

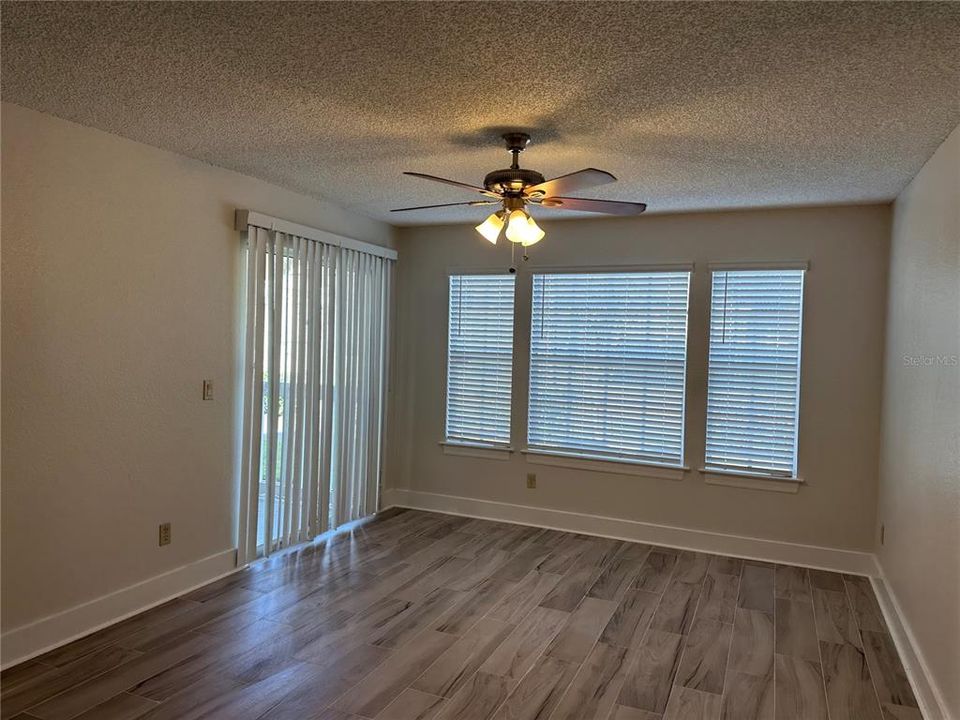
[705,269,805,477]
[446,274,516,446]
[528,271,691,465]
[237,227,392,563]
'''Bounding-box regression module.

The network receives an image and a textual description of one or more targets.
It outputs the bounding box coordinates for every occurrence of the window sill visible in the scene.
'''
[521,448,687,480]
[440,441,513,461]
[700,468,803,494]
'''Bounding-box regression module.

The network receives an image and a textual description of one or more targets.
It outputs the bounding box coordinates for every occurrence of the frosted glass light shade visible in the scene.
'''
[521,215,545,246]
[506,209,532,244]
[475,212,504,244]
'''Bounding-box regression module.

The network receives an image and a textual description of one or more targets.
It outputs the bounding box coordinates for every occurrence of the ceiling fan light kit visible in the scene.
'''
[393,132,647,248]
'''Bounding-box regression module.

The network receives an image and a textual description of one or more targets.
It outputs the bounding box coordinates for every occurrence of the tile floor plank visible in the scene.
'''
[1,646,143,719]
[487,572,562,625]
[480,606,569,683]
[811,588,862,649]
[539,563,603,613]
[707,556,742,577]
[738,565,775,614]
[662,686,721,720]
[675,619,732,695]
[843,575,886,633]
[860,630,919,709]
[671,552,711,586]
[635,552,677,594]
[549,642,631,720]
[588,553,649,602]
[695,574,739,625]
[819,640,883,720]
[373,688,446,720]
[617,630,685,714]
[435,578,515,635]
[649,581,701,636]
[413,617,514,698]
[774,599,820,662]
[774,654,828,720]
[775,566,812,603]
[434,672,512,720]
[70,692,158,720]
[543,597,618,664]
[808,570,845,592]
[609,706,663,720]
[600,588,660,648]
[720,671,774,720]
[27,633,212,720]
[333,630,457,718]
[727,609,774,678]
[490,655,579,720]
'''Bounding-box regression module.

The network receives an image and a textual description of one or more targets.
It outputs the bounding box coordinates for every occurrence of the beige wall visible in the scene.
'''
[877,124,959,718]
[0,103,394,632]
[388,204,890,551]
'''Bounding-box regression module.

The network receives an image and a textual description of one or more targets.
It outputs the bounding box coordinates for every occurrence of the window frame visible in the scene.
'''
[522,265,694,471]
[700,262,808,483]
[442,269,518,456]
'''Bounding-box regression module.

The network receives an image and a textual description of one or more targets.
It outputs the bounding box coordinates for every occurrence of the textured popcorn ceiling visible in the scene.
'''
[3,2,959,225]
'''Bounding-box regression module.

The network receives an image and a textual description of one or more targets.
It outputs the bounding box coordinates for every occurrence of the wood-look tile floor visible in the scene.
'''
[1,509,922,720]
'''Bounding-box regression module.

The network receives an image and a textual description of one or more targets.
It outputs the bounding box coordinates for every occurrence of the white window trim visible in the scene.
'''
[524,262,694,274]
[522,448,687,480]
[704,263,807,481]
[699,467,803,493]
[439,440,514,461]
[526,268,692,469]
[707,260,809,271]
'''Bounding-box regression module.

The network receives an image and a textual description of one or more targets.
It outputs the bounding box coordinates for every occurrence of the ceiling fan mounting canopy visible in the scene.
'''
[484,133,544,195]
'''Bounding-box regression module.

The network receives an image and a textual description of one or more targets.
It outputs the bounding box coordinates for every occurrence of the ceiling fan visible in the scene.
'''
[392,132,647,246]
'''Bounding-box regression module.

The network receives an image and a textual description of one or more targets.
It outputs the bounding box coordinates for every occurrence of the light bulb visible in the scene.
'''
[475,212,504,244]
[521,215,545,246]
[505,209,531,244]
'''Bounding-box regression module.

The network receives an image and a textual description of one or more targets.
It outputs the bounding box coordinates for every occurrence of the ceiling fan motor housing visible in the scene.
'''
[483,168,545,196]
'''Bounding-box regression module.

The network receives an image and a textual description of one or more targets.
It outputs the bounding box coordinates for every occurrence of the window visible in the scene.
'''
[705,268,805,477]
[445,274,516,446]
[528,271,691,466]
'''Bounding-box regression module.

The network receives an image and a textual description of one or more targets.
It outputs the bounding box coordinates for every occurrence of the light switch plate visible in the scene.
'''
[202,380,214,401]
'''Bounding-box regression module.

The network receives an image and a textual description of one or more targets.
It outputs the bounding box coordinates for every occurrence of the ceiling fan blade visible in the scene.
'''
[403,172,501,198]
[524,168,617,198]
[537,196,647,215]
[390,200,498,212]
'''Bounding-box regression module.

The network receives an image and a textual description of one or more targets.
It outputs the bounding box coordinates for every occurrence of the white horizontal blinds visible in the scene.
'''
[528,271,691,465]
[446,274,516,446]
[705,269,805,477]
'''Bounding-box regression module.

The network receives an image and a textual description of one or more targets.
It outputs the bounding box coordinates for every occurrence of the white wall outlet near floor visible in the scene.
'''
[526,473,537,489]
[159,523,172,546]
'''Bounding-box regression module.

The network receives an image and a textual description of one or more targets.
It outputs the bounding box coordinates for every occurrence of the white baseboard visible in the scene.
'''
[1,548,238,669]
[382,489,878,575]
[872,570,952,720]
